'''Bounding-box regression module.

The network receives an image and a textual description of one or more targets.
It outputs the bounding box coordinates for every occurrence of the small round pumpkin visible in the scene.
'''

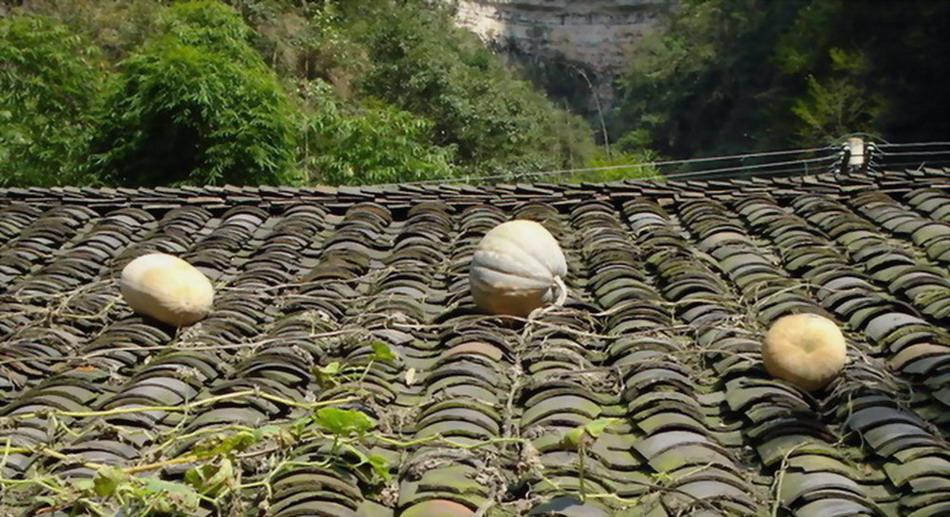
[120,253,214,327]
[762,313,847,391]
[469,219,567,317]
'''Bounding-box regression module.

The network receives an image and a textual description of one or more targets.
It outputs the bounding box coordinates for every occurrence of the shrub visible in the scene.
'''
[569,150,662,183]
[0,16,108,186]
[299,81,456,185]
[86,1,300,186]
[352,0,594,176]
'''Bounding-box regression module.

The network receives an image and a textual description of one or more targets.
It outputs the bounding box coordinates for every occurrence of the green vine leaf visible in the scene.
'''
[35,495,58,507]
[254,424,283,439]
[92,466,127,497]
[314,407,375,437]
[367,454,392,482]
[584,417,621,438]
[370,341,397,362]
[185,457,234,496]
[562,427,587,450]
[561,417,621,449]
[71,478,95,494]
[344,445,392,483]
[142,478,200,512]
[314,361,343,387]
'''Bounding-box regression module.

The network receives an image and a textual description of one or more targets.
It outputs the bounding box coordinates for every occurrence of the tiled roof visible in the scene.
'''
[0,168,949,516]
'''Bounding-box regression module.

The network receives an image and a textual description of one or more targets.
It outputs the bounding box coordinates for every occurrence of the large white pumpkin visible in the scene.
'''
[120,253,214,327]
[469,220,567,317]
[762,313,847,392]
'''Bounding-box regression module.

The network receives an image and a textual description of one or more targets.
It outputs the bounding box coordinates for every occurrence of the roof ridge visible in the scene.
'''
[1,168,948,212]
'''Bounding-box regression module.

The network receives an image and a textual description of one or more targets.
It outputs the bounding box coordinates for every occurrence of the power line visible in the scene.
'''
[878,149,950,157]
[664,163,839,182]
[659,155,838,181]
[876,160,950,169]
[386,145,836,186]
[428,155,838,187]
[374,141,944,188]
[876,141,950,148]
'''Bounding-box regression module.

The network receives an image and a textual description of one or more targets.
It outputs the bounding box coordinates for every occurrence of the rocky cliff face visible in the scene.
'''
[448,0,663,109]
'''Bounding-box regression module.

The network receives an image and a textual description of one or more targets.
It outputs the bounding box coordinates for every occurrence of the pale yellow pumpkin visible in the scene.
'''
[120,253,214,327]
[763,313,847,391]
[469,220,567,317]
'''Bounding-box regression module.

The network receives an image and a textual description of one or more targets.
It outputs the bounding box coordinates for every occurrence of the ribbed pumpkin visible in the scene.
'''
[762,313,847,391]
[120,253,214,327]
[469,220,567,317]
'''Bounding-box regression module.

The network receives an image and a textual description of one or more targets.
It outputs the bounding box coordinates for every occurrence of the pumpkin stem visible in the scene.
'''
[553,275,568,307]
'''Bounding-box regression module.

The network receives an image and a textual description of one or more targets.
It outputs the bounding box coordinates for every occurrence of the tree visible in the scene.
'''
[2,0,599,187]
[0,16,109,186]
[775,0,949,145]
[299,80,456,184]
[614,0,809,157]
[614,0,950,157]
[790,51,883,145]
[86,0,300,186]
[349,0,594,176]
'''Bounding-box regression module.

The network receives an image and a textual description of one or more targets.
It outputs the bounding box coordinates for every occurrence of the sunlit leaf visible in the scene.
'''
[314,361,342,387]
[143,478,200,509]
[561,418,621,449]
[370,341,396,362]
[561,426,587,449]
[584,417,621,438]
[314,407,375,436]
[92,466,127,497]
[367,454,392,481]
[185,458,234,496]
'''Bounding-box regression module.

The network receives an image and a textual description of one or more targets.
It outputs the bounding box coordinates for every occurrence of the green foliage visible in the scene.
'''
[1,403,389,514]
[570,149,662,183]
[614,0,950,157]
[561,417,620,449]
[2,0,595,187]
[314,407,376,437]
[615,0,807,156]
[92,467,127,498]
[792,74,883,146]
[314,360,344,388]
[350,0,594,175]
[7,0,946,186]
[311,406,392,483]
[192,424,283,458]
[1,0,164,61]
[0,16,108,186]
[560,417,621,502]
[32,469,202,516]
[300,81,456,184]
[184,458,234,496]
[370,340,398,362]
[86,0,300,186]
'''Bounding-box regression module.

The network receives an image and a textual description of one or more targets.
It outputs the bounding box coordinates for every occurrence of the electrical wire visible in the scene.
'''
[876,160,950,169]
[450,156,839,186]
[373,141,945,188]
[878,149,950,157]
[876,141,950,148]
[662,164,838,182]
[655,155,838,181]
[385,145,836,186]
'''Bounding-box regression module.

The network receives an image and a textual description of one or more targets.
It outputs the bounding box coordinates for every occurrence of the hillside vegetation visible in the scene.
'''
[2,0,947,187]
[611,0,950,158]
[0,0,596,187]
